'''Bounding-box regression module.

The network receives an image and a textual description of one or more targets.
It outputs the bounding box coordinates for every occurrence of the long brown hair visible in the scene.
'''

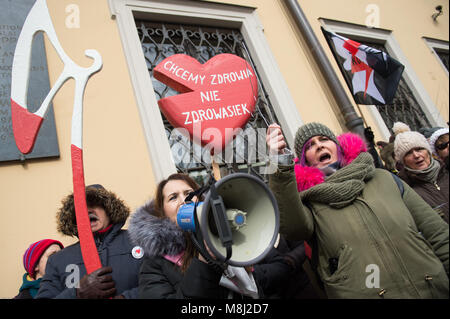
[154,173,201,272]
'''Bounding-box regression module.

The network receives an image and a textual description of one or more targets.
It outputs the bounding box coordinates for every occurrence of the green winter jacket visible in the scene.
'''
[269,164,449,299]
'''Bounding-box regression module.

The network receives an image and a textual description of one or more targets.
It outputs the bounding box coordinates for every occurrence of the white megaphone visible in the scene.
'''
[177,173,280,267]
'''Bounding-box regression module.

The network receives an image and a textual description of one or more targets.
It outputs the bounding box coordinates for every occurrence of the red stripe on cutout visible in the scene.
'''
[71,144,102,274]
[11,98,44,154]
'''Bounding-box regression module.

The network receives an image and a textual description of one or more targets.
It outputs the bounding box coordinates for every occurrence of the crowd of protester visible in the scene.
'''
[13,121,448,299]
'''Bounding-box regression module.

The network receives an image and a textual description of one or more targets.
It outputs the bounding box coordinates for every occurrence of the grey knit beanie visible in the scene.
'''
[394,131,432,163]
[294,122,339,158]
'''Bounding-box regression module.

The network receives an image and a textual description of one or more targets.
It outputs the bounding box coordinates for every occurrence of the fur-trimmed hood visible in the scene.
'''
[56,186,130,237]
[294,132,368,192]
[127,201,185,258]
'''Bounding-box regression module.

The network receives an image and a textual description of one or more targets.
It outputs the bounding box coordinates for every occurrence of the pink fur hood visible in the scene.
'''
[294,133,368,192]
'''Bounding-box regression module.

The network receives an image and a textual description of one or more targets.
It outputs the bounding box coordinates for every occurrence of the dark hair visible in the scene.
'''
[153,173,200,218]
[154,173,201,272]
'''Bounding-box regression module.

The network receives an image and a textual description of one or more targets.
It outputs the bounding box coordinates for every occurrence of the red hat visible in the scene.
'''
[23,239,64,279]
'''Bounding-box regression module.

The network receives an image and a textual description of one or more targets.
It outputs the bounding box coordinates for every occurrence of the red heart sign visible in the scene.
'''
[153,53,258,153]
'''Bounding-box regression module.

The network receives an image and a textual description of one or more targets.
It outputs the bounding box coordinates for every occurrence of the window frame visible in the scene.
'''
[320,18,447,141]
[423,37,449,77]
[108,0,302,181]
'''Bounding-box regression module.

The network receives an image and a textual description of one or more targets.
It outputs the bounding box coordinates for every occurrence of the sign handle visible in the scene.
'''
[11,0,103,274]
[212,156,221,181]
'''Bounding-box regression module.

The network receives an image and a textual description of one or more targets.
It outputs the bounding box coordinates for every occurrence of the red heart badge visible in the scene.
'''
[153,53,258,153]
[132,246,144,259]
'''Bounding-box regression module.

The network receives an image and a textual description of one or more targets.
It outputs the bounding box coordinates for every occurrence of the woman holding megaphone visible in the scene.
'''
[266,122,449,299]
[128,173,308,299]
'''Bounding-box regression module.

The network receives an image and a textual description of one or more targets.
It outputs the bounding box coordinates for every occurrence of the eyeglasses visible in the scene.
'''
[436,141,449,151]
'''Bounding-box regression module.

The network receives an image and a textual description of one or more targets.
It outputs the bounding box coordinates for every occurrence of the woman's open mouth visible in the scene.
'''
[89,213,99,225]
[415,159,425,167]
[319,153,331,163]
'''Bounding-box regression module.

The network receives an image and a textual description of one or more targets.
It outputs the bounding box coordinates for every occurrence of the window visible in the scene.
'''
[435,49,449,71]
[136,21,281,184]
[109,0,302,182]
[423,37,449,74]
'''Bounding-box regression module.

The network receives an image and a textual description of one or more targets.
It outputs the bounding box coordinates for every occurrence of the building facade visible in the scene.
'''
[0,0,448,297]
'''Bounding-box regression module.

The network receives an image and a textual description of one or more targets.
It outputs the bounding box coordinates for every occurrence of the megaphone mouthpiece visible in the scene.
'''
[226,208,247,230]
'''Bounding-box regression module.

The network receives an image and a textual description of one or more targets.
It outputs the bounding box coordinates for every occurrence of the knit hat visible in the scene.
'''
[418,126,442,139]
[428,127,449,156]
[294,122,339,158]
[392,122,411,136]
[394,131,432,163]
[23,239,64,279]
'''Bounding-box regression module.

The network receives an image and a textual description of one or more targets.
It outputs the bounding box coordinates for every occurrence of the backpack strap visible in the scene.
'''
[391,173,405,197]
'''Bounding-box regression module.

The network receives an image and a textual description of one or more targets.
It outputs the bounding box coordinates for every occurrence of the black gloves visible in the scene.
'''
[76,266,116,299]
[364,127,375,143]
[284,243,306,270]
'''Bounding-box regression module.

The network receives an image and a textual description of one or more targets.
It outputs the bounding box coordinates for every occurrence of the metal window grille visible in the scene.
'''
[358,40,431,132]
[136,21,283,185]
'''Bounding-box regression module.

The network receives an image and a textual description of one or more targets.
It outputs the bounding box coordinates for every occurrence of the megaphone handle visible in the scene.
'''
[190,201,218,266]
[209,184,233,260]
[189,232,226,274]
[190,199,228,273]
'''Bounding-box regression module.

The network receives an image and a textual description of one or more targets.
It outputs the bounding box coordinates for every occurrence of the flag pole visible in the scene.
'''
[283,0,365,137]
[355,104,369,128]
[355,104,385,168]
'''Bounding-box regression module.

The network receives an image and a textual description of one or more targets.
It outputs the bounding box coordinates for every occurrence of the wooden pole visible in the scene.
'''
[356,103,369,128]
[212,156,221,181]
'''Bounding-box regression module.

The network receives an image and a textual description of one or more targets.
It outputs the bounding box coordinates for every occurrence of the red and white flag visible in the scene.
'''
[322,27,404,105]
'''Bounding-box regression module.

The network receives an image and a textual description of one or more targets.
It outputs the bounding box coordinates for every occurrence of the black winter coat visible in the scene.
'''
[139,255,232,298]
[128,201,308,299]
[138,243,308,299]
[253,237,317,299]
[36,223,142,299]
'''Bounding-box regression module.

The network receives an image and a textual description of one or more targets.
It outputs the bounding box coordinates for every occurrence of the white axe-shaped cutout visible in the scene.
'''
[11,0,102,153]
[11,0,103,273]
